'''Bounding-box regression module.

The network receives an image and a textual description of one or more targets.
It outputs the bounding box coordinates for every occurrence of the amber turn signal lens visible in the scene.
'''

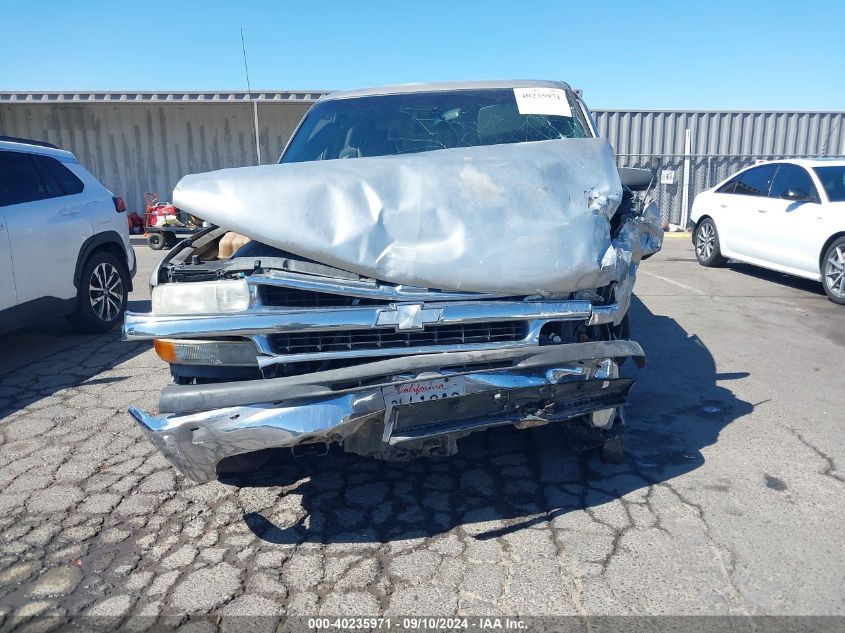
[152,338,258,366]
[153,339,178,363]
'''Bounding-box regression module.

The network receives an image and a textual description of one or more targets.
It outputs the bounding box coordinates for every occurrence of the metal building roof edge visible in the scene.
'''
[0,92,842,114]
[594,108,845,115]
[0,91,333,103]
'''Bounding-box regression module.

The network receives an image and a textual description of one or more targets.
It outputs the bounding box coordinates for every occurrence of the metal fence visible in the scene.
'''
[615,153,844,226]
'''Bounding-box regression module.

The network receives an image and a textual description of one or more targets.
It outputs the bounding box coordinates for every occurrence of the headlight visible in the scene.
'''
[151,279,250,315]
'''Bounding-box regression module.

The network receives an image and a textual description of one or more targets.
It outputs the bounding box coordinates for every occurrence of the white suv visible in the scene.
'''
[0,137,136,333]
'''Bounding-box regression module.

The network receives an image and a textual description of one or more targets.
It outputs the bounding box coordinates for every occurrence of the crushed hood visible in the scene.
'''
[173,138,636,295]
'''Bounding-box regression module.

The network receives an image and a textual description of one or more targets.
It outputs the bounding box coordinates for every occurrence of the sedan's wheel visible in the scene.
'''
[68,251,129,333]
[694,218,727,267]
[822,237,845,305]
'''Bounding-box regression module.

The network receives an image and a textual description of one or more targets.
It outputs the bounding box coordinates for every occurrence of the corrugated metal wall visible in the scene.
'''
[2,95,843,224]
[594,110,845,156]
[0,98,313,214]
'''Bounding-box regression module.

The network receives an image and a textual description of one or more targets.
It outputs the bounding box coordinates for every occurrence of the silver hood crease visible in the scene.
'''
[173,137,661,295]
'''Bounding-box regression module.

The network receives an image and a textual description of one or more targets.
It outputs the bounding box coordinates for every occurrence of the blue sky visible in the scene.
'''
[1,0,843,110]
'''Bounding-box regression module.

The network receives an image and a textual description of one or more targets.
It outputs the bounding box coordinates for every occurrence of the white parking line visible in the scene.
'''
[640,270,705,295]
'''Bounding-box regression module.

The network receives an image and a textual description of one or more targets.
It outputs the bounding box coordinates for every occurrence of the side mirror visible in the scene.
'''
[781,188,811,202]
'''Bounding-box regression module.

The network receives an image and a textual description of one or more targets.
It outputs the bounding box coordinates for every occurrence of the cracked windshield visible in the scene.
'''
[281,88,590,162]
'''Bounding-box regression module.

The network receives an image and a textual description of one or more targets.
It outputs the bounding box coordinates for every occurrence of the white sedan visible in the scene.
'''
[690,159,845,303]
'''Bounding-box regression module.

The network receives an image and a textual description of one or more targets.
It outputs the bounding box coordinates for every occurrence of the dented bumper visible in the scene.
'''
[128,341,643,482]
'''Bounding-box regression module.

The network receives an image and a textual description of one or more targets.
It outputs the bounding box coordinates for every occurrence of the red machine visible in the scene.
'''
[144,192,178,224]
[143,192,202,250]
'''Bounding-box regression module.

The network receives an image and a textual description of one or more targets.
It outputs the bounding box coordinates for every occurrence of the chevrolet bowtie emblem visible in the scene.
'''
[376,303,442,331]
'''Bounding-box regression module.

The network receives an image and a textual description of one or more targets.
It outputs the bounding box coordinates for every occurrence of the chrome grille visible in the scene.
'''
[267,321,527,355]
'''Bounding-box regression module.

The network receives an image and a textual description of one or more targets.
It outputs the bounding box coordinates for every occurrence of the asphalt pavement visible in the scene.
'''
[0,236,843,624]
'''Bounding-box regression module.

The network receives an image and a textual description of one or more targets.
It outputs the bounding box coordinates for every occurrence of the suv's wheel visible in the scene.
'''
[69,251,129,333]
[822,237,845,305]
[694,218,728,267]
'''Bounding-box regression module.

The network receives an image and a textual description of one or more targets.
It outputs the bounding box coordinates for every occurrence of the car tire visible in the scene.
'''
[68,251,129,333]
[148,233,165,250]
[821,237,845,305]
[601,434,625,464]
[694,218,728,267]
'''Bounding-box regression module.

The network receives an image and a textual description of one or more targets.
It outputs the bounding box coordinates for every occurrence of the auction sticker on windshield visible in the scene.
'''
[383,376,466,406]
[513,87,572,117]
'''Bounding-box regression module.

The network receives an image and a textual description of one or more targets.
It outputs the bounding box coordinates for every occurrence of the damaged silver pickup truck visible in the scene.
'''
[124,80,662,482]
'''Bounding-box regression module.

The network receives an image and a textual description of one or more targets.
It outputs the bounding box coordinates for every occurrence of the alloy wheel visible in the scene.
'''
[88,262,124,322]
[696,223,715,261]
[824,245,845,299]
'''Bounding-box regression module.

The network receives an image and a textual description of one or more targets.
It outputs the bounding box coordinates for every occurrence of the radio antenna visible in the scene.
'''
[241,28,262,165]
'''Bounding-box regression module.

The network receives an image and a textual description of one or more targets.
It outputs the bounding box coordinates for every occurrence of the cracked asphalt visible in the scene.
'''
[0,236,843,625]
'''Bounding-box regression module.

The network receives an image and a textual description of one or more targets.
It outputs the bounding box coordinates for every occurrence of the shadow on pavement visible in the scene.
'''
[727,262,826,297]
[233,295,753,544]
[0,299,151,417]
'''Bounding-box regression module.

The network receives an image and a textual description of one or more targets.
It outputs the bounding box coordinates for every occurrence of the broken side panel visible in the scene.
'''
[172,138,627,295]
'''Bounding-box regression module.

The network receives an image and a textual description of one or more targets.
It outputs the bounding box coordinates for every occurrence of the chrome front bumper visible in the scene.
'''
[128,341,643,482]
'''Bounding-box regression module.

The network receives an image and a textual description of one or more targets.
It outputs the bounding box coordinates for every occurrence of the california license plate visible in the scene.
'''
[383,376,466,406]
